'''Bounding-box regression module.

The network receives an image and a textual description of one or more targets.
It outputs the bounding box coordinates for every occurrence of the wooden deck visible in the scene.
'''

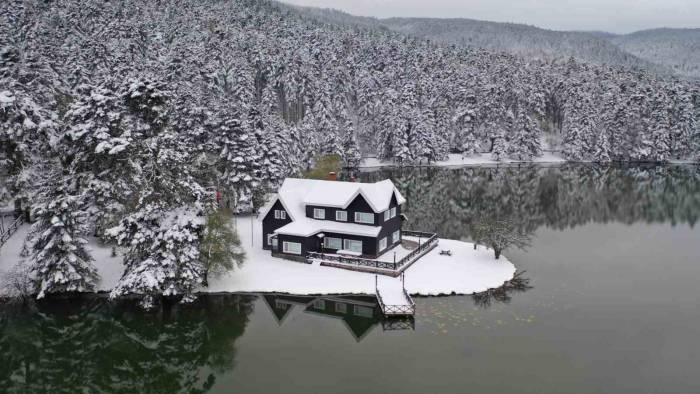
[375,274,415,316]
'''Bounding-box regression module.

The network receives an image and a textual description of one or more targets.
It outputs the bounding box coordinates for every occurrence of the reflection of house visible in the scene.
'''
[261,294,315,325]
[261,294,407,342]
[259,178,406,260]
[304,296,381,342]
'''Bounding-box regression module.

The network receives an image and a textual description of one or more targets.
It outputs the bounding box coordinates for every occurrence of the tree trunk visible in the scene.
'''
[494,248,501,260]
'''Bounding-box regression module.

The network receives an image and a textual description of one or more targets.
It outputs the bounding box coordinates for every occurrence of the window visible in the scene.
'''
[393,230,401,243]
[354,212,374,224]
[324,237,343,250]
[335,302,347,313]
[336,210,347,221]
[313,299,326,310]
[266,234,278,249]
[313,208,325,219]
[283,241,302,255]
[353,305,373,318]
[274,210,286,220]
[391,207,397,218]
[343,239,363,253]
[384,210,391,221]
[379,237,387,251]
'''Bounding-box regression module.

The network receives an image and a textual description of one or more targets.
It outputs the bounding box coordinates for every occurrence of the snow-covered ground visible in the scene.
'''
[207,216,516,296]
[1,217,516,297]
[0,224,124,292]
[360,152,566,169]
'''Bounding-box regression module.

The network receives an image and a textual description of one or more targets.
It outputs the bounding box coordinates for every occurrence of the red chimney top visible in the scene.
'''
[328,172,337,181]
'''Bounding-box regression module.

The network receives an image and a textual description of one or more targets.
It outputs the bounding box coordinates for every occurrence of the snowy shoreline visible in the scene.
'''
[0,217,517,298]
[360,152,699,170]
[206,216,516,297]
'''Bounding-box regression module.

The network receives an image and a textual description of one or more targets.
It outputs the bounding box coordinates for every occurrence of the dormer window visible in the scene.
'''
[384,210,391,221]
[355,212,374,224]
[336,210,347,221]
[274,210,286,220]
[313,208,326,219]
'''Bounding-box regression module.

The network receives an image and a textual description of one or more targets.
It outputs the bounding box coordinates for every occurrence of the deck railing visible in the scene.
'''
[306,252,399,270]
[306,230,439,271]
[0,215,25,248]
[376,288,415,316]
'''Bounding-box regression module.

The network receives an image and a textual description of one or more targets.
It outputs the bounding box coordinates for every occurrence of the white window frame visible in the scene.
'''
[390,207,397,218]
[335,302,347,313]
[384,210,391,221]
[379,237,387,251]
[274,210,286,220]
[336,210,347,221]
[354,212,374,224]
[324,237,343,250]
[343,239,363,253]
[313,208,326,219]
[393,230,401,243]
[282,241,302,255]
[266,234,278,248]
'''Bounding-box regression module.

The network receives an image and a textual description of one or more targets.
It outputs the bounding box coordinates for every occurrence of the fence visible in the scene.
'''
[306,230,438,271]
[0,215,25,248]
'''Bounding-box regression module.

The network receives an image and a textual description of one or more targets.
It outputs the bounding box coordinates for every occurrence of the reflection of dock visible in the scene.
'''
[261,293,415,341]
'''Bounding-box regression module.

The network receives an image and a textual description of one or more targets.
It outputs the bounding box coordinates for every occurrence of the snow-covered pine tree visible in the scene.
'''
[491,109,513,161]
[28,175,99,298]
[217,110,261,211]
[648,92,671,162]
[340,111,362,168]
[509,109,542,160]
[453,102,479,156]
[592,130,612,163]
[108,203,206,308]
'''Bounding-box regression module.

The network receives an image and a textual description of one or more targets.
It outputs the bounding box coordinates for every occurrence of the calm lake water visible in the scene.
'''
[2,164,700,393]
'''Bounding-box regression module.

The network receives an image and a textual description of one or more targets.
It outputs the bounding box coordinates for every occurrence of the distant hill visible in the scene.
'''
[379,18,659,71]
[610,28,700,78]
[283,5,700,79]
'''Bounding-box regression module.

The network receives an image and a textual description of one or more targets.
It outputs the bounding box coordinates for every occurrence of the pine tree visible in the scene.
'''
[509,110,542,160]
[108,203,206,308]
[28,176,99,298]
[340,114,362,168]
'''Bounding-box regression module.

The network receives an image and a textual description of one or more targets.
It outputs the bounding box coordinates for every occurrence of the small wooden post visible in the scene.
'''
[375,275,378,293]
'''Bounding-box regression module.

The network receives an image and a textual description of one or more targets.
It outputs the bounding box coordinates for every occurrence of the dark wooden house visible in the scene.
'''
[259,178,406,260]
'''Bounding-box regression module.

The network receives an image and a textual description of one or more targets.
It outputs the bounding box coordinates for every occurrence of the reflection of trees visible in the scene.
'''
[0,295,254,393]
[364,164,700,240]
[472,271,532,309]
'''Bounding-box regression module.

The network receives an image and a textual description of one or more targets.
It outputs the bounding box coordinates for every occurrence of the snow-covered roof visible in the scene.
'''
[258,178,405,238]
[301,178,405,212]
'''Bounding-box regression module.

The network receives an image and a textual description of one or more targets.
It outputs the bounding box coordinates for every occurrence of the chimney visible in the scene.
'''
[327,172,337,181]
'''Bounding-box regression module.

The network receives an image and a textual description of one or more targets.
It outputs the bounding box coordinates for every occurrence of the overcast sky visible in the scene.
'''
[280,0,699,33]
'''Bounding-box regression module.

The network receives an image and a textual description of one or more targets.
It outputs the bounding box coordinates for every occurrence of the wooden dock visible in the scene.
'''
[375,274,415,316]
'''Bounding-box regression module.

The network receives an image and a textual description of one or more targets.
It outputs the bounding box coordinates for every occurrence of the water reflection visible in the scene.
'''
[261,294,414,342]
[0,295,254,393]
[471,271,533,309]
[362,164,700,241]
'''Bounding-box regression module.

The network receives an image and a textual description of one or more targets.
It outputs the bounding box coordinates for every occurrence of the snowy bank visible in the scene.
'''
[360,152,566,170]
[1,218,516,297]
[207,216,516,296]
